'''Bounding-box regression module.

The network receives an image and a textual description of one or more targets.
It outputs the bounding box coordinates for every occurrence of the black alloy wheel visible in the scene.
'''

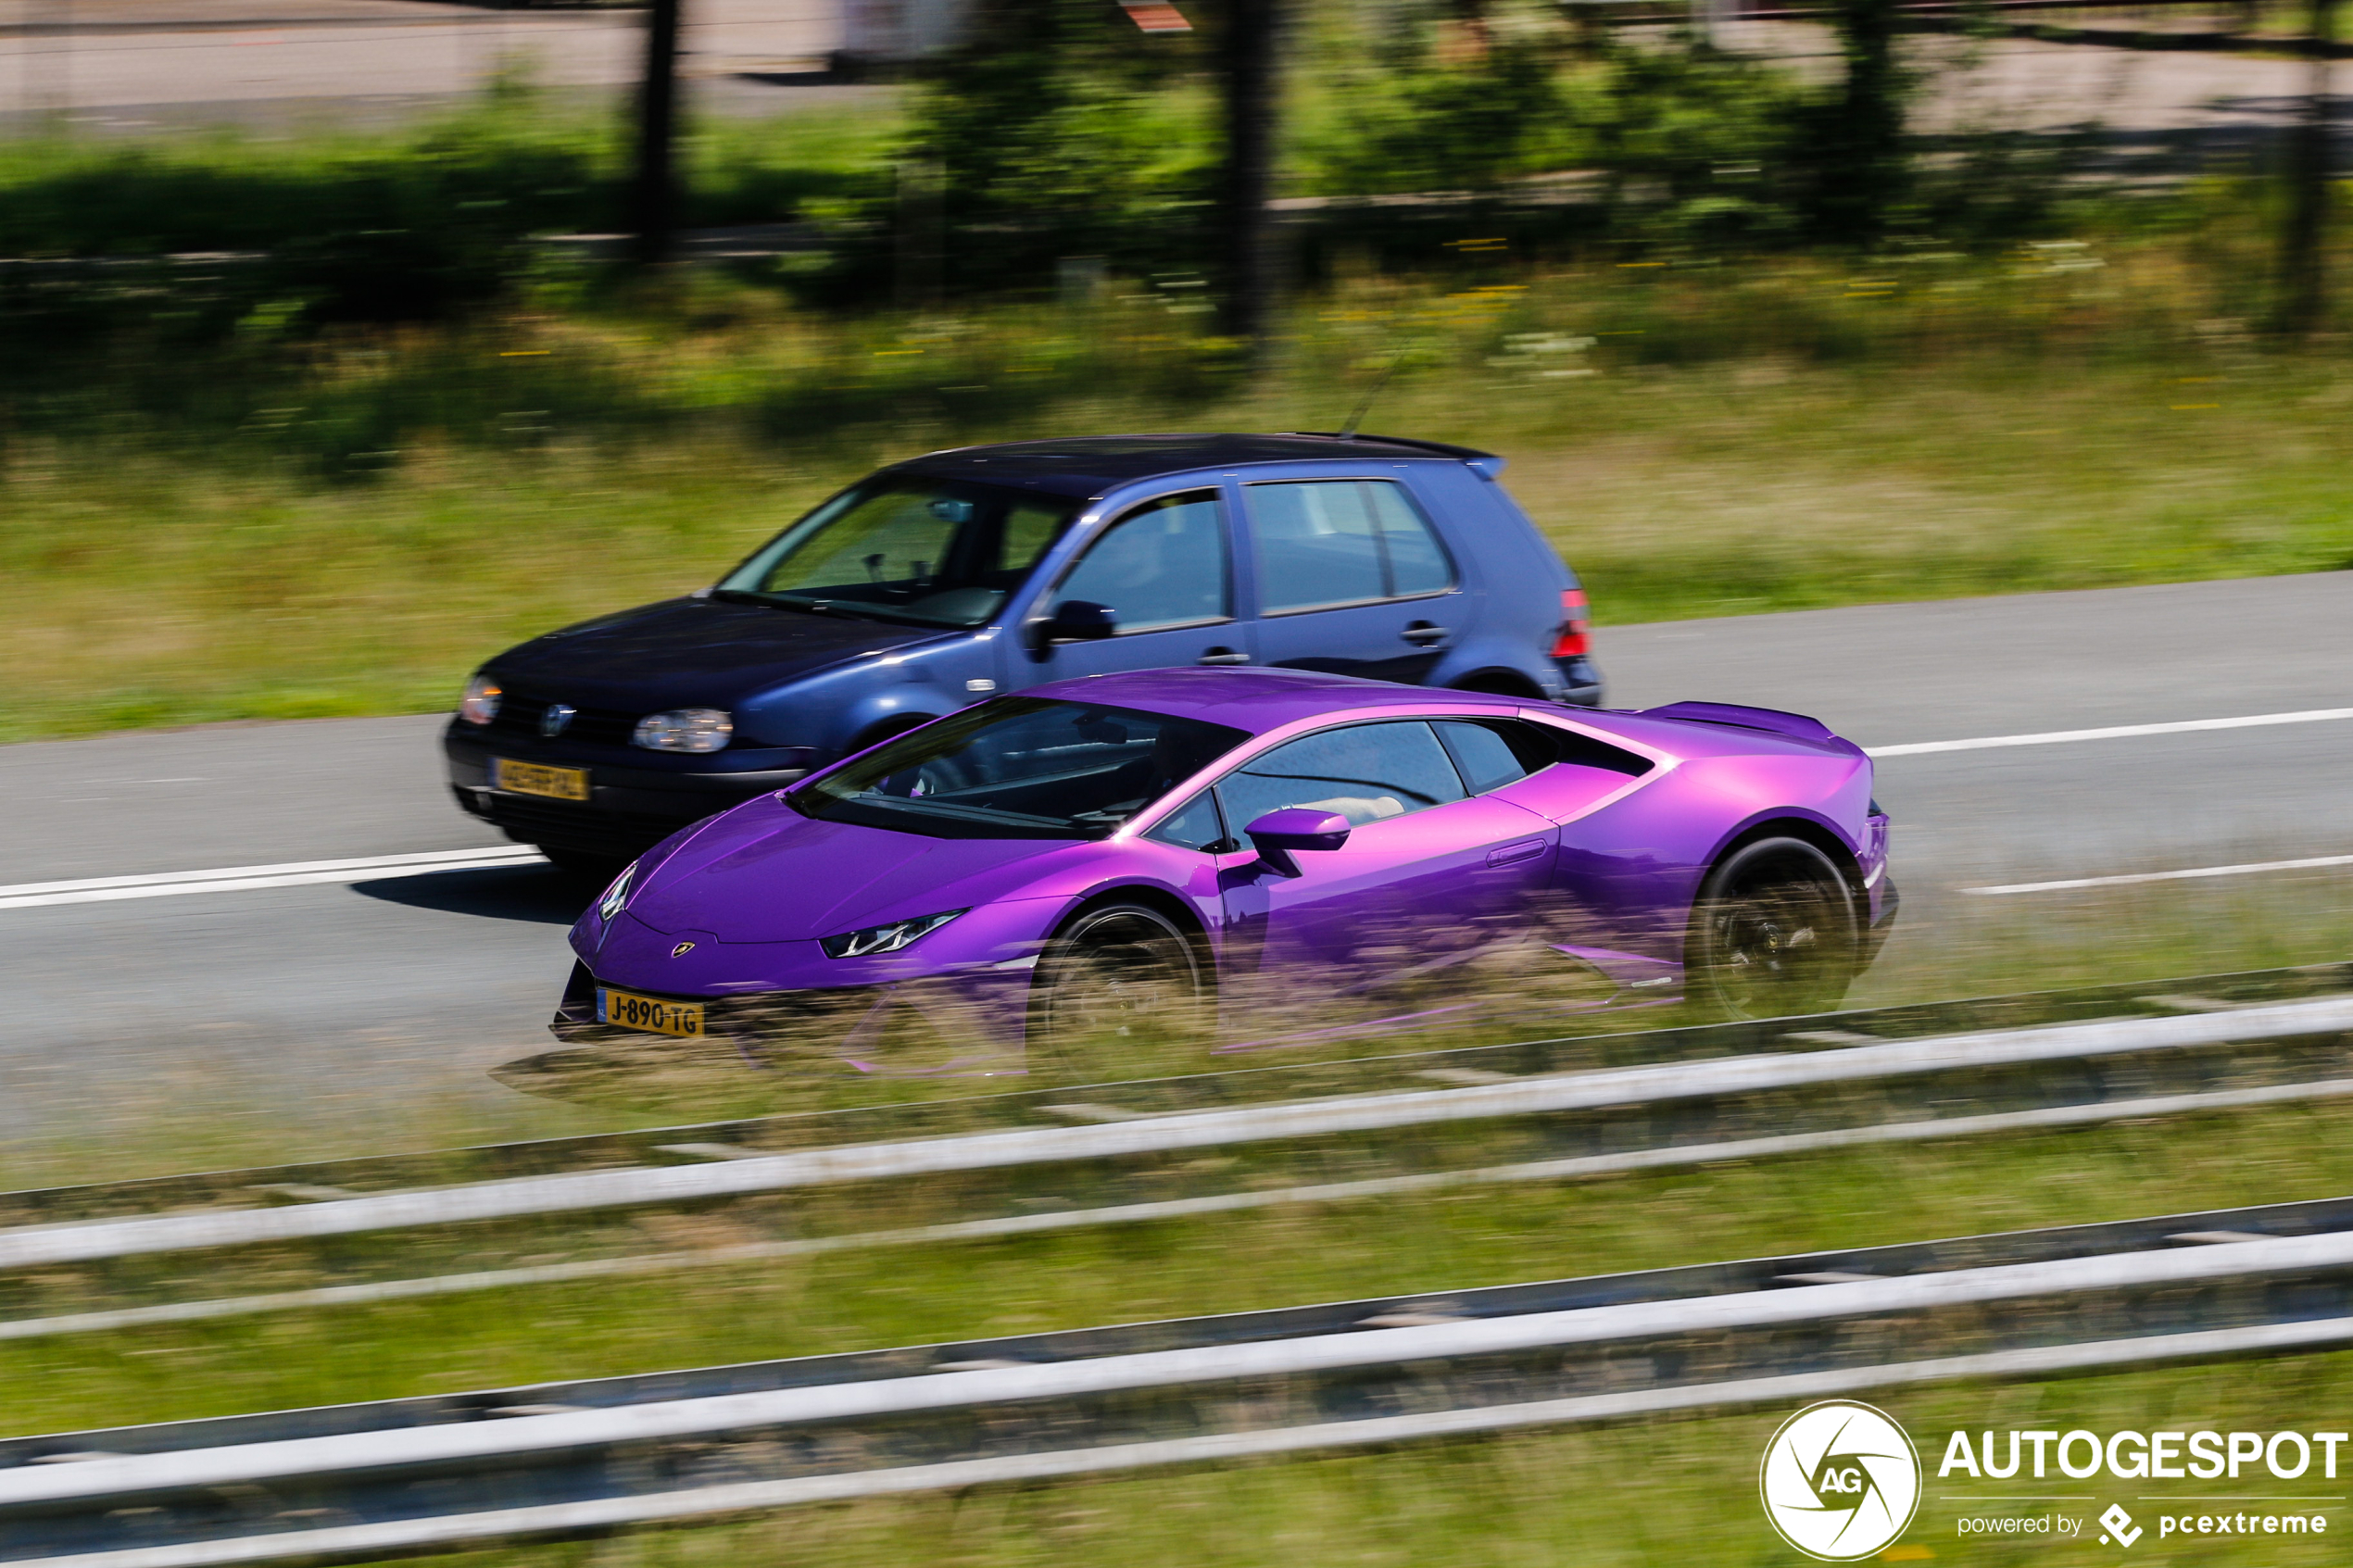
[1029,902,1209,1077]
[1687,836,1861,1021]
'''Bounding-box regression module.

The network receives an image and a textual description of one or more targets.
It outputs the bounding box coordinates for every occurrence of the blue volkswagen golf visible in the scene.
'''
[445,432,1603,872]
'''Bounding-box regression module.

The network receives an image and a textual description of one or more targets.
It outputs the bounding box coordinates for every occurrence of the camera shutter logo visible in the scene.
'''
[1759,1400,1921,1560]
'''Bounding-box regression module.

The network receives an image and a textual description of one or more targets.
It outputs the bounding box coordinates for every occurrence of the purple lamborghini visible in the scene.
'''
[555,667,1895,1070]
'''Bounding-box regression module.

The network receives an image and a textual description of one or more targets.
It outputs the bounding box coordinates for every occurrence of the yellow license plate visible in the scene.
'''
[493,758,590,802]
[598,987,704,1037]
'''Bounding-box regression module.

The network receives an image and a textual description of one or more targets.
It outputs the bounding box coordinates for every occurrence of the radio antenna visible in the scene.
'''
[1337,349,1406,440]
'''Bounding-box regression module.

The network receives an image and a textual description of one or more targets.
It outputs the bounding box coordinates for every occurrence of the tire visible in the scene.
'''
[1028,902,1209,1078]
[1686,836,1860,1021]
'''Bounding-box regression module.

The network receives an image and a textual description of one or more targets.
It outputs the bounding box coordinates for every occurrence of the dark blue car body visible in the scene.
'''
[445,432,1603,863]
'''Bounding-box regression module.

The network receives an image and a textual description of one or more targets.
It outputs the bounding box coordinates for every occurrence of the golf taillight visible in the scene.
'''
[1550,588,1591,659]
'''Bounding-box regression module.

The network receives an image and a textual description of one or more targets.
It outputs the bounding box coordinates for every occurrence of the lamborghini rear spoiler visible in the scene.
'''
[1640,701,1857,751]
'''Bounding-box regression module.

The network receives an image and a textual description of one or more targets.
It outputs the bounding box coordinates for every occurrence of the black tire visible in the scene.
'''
[1686,836,1860,1021]
[1029,902,1209,1077]
[539,846,631,883]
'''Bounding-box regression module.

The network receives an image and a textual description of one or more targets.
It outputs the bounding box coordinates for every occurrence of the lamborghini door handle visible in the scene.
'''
[1486,839,1547,868]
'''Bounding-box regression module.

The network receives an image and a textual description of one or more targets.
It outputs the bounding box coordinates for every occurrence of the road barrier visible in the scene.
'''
[10,1193,2353,1564]
[5,995,2351,1276]
[7,1068,2353,1345]
[13,961,2347,1232]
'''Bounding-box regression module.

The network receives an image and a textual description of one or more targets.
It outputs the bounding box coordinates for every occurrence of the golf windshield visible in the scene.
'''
[714,478,1079,628]
[795,698,1249,840]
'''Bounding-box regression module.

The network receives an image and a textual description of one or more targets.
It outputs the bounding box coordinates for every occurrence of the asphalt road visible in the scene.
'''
[3,571,2348,1162]
[1,0,2338,173]
[1,0,850,131]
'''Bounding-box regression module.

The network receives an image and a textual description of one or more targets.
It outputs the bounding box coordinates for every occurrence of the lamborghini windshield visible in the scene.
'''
[715,478,1078,629]
[796,698,1248,840]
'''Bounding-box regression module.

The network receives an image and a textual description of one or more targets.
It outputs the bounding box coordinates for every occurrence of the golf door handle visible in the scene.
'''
[1401,621,1448,646]
[1486,839,1547,868]
[1197,647,1252,665]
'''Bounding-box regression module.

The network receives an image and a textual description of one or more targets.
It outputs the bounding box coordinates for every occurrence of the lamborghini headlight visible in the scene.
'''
[597,862,636,922]
[820,908,966,959]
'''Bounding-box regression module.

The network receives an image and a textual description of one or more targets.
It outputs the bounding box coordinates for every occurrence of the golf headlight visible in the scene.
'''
[597,862,635,922]
[820,909,966,960]
[633,709,733,753]
[459,673,502,726]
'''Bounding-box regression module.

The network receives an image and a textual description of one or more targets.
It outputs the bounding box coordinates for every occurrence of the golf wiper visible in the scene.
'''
[711,589,855,619]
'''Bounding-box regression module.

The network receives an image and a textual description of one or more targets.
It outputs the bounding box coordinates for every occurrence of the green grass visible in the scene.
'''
[425,1360,2353,1566]
[9,1091,2353,1561]
[10,1090,2353,1428]
[6,242,2353,744]
[0,94,900,258]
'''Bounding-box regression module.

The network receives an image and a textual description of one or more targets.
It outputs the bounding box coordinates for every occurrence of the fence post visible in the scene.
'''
[1218,0,1281,348]
[633,0,685,266]
[2279,0,2340,331]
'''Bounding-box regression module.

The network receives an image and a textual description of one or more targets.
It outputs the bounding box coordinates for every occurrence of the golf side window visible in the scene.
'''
[1051,490,1230,633]
[1214,721,1468,830]
[1245,480,1456,615]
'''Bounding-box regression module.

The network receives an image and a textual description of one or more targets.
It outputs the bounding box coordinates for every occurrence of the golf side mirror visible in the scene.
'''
[1035,599,1118,646]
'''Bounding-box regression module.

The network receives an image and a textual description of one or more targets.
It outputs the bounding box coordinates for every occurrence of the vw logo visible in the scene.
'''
[1759,1400,1920,1560]
[540,703,576,738]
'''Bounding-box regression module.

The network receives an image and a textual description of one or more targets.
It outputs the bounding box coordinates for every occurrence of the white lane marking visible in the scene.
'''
[10,707,2344,913]
[0,847,547,911]
[1867,707,2353,758]
[1965,854,2353,897]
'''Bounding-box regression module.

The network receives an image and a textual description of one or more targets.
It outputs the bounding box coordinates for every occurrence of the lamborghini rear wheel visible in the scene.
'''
[1687,836,1860,1021]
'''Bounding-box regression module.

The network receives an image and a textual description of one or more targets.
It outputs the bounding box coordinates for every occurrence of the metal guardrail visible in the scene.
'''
[9,961,2349,1230]
[11,1193,2353,1564]
[6,994,2350,1274]
[9,1063,2352,1345]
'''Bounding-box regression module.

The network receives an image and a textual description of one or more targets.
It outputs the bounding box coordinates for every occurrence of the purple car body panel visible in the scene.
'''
[560,668,1892,1066]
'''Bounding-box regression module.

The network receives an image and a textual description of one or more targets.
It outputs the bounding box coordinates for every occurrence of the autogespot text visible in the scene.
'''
[1939,1427,2351,1480]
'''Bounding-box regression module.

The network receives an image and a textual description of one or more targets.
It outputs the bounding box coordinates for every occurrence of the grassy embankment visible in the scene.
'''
[2,107,2348,745]
[7,275,2351,745]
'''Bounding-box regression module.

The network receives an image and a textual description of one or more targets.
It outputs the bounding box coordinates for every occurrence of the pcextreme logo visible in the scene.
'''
[1760,1400,1924,1561]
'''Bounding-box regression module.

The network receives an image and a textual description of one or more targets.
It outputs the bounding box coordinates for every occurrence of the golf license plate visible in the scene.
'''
[598,987,704,1037]
[493,758,589,801]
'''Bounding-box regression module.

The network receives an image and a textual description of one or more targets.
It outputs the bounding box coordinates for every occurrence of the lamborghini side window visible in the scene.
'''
[1434,719,1562,794]
[1144,789,1230,852]
[1215,721,1467,830]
